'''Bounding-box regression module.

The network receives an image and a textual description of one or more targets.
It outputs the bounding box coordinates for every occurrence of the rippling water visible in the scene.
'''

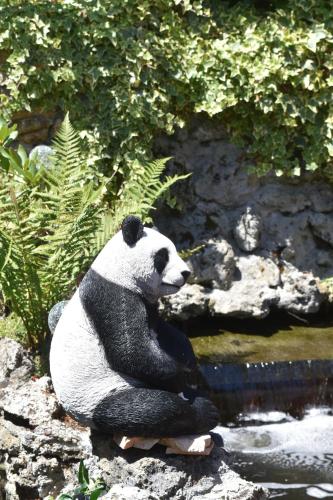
[217,408,333,499]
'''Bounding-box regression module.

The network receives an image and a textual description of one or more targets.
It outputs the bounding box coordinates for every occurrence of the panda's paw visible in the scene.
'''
[192,397,219,433]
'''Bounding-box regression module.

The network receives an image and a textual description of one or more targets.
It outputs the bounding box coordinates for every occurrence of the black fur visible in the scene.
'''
[79,269,196,391]
[121,215,144,246]
[93,387,219,437]
[154,247,169,274]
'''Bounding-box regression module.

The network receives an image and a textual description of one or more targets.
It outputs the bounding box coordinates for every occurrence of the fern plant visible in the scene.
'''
[0,115,188,350]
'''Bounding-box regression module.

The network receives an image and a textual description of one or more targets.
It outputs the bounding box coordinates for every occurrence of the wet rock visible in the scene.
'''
[0,340,268,500]
[234,209,261,252]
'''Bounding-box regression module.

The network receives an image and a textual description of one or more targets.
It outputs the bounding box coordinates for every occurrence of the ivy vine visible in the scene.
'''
[1,0,333,179]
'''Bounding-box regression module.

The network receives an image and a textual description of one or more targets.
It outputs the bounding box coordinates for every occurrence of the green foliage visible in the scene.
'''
[53,460,106,500]
[0,116,185,349]
[1,1,333,178]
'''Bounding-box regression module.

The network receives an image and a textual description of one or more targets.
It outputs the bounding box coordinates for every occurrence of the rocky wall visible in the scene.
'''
[12,111,62,152]
[154,115,333,319]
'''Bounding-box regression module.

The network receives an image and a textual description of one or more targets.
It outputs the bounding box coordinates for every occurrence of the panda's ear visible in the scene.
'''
[121,215,144,246]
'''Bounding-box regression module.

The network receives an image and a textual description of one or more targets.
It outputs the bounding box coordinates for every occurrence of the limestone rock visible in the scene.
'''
[162,255,322,319]
[234,209,261,252]
[278,262,321,314]
[188,239,235,289]
[0,376,59,427]
[0,338,34,387]
[93,433,267,500]
[160,284,209,321]
[102,484,158,499]
[209,256,280,318]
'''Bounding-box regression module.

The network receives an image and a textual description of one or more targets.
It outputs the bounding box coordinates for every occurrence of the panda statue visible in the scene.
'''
[49,215,219,445]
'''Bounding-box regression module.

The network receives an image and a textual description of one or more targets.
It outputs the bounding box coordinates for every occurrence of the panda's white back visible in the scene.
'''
[50,289,134,426]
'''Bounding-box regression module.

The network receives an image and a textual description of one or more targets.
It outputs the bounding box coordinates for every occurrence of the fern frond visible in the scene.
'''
[0,116,188,350]
[93,158,189,251]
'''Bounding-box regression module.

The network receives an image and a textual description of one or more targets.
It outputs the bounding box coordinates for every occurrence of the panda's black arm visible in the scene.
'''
[155,319,197,370]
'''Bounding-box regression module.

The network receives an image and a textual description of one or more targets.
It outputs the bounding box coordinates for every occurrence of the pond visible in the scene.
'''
[188,312,333,499]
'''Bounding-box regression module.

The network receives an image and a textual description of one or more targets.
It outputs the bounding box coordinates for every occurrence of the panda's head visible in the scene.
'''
[91,215,190,302]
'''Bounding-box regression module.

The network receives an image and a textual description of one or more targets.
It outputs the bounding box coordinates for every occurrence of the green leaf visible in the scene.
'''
[78,460,89,487]
[89,487,106,500]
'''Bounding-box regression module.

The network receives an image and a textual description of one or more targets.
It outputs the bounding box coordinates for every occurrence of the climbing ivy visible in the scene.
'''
[1,0,333,179]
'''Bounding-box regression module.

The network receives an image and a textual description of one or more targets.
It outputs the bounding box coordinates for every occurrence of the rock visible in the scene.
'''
[0,339,268,500]
[308,212,333,247]
[0,376,59,427]
[234,208,261,252]
[102,484,158,499]
[29,145,54,170]
[48,300,68,334]
[188,239,235,289]
[160,284,209,321]
[0,338,34,387]
[256,184,311,214]
[209,256,280,318]
[93,434,267,500]
[12,111,61,150]
[278,262,322,314]
[162,255,322,319]
[154,116,331,319]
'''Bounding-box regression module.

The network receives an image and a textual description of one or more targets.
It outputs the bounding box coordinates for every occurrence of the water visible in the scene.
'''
[190,313,333,364]
[188,313,333,499]
[217,408,333,499]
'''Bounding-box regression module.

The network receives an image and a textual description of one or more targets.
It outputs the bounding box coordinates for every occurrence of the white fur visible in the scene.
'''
[50,225,189,422]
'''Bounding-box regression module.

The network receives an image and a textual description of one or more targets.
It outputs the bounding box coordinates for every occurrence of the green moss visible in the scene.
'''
[191,322,333,364]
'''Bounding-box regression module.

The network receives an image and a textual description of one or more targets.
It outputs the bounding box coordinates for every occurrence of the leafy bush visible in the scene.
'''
[1,1,333,178]
[0,115,187,349]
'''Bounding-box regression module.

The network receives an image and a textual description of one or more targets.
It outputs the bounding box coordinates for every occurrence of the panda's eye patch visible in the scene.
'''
[154,248,169,274]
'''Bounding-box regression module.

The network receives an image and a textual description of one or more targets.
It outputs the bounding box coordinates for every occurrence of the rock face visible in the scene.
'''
[155,116,330,319]
[0,339,268,500]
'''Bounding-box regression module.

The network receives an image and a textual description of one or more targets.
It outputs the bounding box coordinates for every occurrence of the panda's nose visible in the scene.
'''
[181,270,191,283]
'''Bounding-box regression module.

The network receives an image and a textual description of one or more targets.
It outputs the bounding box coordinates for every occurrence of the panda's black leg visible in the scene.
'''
[93,387,219,437]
